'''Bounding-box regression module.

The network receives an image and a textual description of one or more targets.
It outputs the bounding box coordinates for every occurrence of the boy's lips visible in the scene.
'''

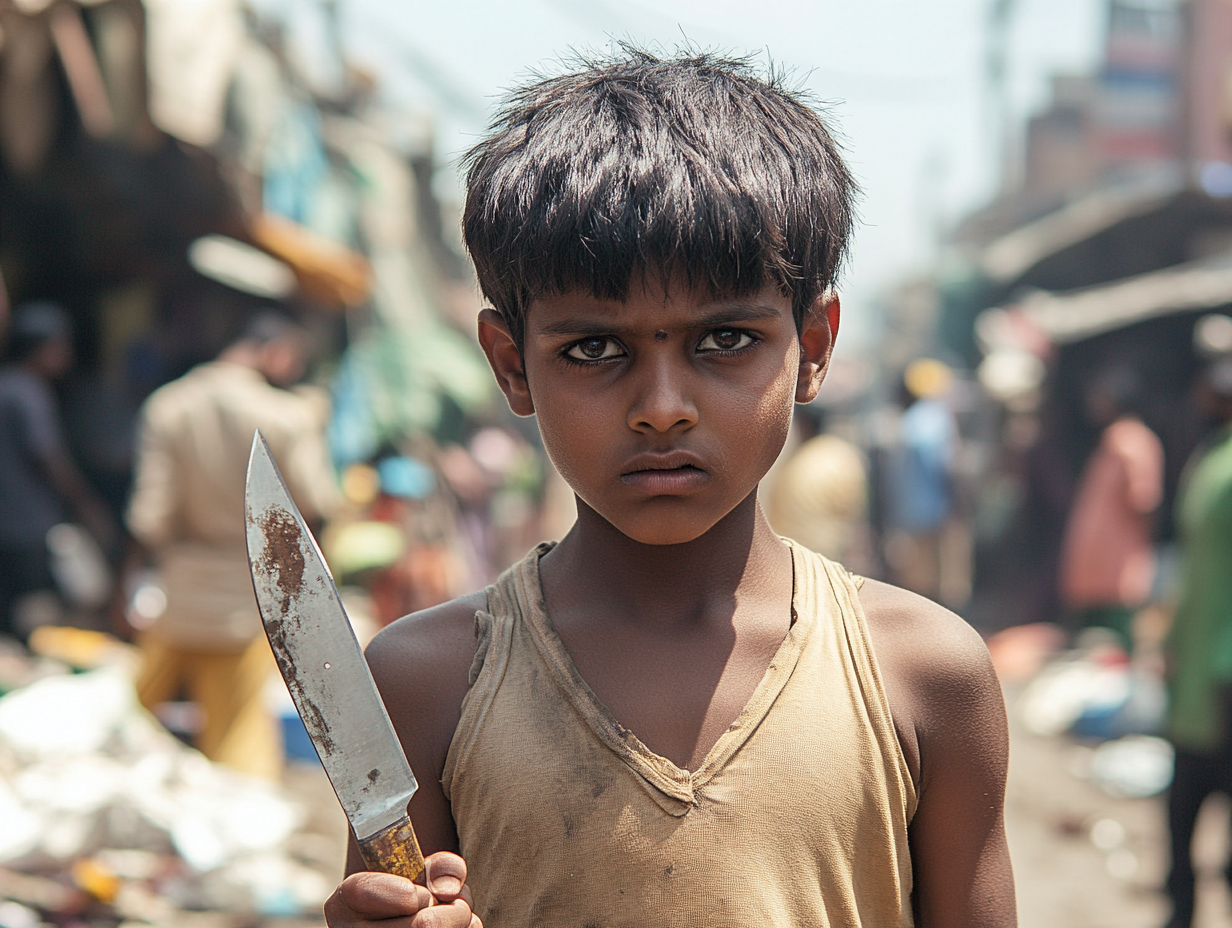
[619,452,710,494]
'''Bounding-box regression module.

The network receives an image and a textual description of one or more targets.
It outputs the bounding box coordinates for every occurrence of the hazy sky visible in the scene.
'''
[257,0,1107,348]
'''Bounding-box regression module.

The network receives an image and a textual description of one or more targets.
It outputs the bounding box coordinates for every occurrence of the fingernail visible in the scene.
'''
[430,875,463,896]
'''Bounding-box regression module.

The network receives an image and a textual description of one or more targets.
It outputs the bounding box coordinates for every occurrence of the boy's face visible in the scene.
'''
[480,276,837,545]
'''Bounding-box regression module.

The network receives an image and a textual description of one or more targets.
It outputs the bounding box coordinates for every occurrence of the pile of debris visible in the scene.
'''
[990,623,1174,800]
[0,635,339,927]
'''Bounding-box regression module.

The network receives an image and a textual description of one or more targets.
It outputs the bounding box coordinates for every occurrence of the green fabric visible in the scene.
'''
[1167,426,1232,752]
[329,319,495,465]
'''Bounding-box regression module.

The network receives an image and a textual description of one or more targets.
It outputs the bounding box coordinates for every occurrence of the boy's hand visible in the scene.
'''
[325,852,481,927]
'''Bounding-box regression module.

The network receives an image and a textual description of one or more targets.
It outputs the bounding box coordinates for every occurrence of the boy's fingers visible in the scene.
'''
[413,898,476,928]
[334,871,432,919]
[424,851,468,900]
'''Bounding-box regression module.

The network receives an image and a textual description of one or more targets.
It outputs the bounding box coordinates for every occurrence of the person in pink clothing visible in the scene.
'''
[1059,369,1164,651]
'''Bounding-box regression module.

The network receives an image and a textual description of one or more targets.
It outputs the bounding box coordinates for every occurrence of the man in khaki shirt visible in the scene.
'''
[126,314,338,778]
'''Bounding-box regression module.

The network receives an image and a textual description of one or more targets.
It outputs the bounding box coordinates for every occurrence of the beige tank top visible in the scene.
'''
[442,540,916,927]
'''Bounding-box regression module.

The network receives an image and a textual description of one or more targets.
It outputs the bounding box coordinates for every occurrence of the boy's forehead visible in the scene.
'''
[526,280,792,334]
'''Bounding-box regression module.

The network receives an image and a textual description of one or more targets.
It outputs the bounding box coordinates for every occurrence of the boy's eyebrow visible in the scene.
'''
[536,303,785,337]
[693,304,785,327]
[537,319,626,337]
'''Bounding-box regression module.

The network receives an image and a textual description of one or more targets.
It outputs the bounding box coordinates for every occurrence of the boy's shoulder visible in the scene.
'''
[856,577,1003,790]
[365,590,488,705]
[857,577,994,684]
[360,570,1004,794]
[363,573,1000,739]
[359,590,490,856]
[363,592,488,750]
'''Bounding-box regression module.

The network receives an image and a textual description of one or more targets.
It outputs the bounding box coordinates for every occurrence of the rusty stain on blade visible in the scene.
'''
[255,507,306,613]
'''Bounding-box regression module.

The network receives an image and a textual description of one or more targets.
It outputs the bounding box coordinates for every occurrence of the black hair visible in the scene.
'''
[6,301,72,362]
[462,46,859,347]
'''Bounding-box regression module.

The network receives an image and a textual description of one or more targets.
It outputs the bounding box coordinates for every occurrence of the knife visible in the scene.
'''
[245,430,425,882]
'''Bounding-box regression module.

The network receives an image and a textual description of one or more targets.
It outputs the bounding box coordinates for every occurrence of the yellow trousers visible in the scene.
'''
[136,631,283,780]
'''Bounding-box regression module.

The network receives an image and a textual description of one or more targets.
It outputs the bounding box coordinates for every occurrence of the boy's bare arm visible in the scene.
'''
[860,580,1017,928]
[324,591,486,927]
[360,590,486,858]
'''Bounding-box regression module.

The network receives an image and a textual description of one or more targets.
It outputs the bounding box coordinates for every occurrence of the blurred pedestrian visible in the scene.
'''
[765,408,870,569]
[125,313,338,779]
[885,358,966,604]
[0,302,115,640]
[1163,355,1232,928]
[1057,368,1163,651]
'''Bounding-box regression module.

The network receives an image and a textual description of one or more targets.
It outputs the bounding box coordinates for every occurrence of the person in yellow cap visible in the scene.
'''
[885,359,966,605]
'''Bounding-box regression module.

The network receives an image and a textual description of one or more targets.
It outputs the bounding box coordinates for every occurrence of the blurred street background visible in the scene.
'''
[2,0,1232,926]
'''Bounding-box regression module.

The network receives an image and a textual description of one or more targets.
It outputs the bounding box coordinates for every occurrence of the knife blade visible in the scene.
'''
[245,430,425,882]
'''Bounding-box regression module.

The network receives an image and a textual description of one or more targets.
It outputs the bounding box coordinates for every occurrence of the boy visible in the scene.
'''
[325,50,1014,927]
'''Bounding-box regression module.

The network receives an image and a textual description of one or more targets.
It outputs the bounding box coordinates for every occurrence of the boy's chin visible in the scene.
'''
[617,523,714,547]
[583,501,737,547]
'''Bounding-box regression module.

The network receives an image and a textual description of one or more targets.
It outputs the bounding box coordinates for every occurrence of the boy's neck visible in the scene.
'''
[541,491,791,632]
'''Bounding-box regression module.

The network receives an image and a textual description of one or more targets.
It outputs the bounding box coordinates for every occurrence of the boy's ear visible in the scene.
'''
[478,309,536,417]
[796,293,840,404]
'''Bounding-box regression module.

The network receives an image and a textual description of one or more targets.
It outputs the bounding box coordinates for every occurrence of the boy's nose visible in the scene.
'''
[626,355,699,435]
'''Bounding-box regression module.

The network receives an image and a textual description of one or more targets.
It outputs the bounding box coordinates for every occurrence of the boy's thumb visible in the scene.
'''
[425,851,467,899]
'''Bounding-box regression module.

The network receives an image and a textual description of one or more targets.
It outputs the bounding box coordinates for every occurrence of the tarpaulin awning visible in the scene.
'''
[251,213,372,309]
[980,180,1178,284]
[997,253,1232,344]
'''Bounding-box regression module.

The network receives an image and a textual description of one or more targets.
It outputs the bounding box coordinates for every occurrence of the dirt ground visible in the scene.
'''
[1005,684,1232,928]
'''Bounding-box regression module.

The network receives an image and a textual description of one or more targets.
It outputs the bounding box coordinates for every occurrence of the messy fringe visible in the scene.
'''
[462,43,859,346]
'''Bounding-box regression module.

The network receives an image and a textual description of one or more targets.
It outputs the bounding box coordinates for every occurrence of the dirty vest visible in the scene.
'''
[442,541,917,927]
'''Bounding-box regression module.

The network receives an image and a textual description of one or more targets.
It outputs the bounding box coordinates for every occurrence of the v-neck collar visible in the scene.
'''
[512,541,818,816]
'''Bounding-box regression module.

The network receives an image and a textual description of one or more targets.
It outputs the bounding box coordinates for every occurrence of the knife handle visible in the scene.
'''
[358,815,426,883]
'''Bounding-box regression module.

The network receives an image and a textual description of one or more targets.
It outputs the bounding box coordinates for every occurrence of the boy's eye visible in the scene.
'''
[565,336,623,361]
[698,329,754,352]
